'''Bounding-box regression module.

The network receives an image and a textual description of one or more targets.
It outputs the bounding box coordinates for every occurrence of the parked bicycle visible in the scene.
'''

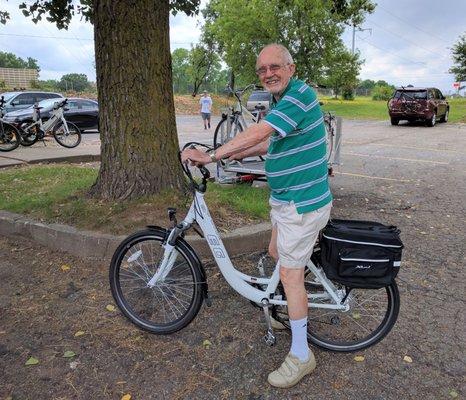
[109,143,402,352]
[16,98,82,148]
[213,84,266,155]
[213,86,336,165]
[0,96,21,152]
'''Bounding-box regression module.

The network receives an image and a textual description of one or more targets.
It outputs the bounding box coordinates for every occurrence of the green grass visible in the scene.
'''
[320,96,466,123]
[0,164,270,233]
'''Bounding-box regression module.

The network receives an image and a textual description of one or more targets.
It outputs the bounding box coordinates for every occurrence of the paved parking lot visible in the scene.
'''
[1,118,465,399]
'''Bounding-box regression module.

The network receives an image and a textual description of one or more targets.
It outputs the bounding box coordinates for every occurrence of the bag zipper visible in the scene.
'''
[323,234,403,248]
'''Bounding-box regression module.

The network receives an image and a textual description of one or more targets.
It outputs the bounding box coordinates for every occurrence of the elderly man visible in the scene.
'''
[181,43,332,388]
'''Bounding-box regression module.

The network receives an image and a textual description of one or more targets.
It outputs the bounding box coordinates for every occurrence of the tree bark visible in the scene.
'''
[91,0,187,200]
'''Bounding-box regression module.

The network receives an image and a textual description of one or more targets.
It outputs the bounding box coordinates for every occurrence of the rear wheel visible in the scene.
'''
[109,229,204,334]
[19,123,40,146]
[0,122,20,152]
[426,112,436,127]
[439,109,449,123]
[53,121,81,148]
[213,116,243,149]
[390,117,399,126]
[272,264,400,352]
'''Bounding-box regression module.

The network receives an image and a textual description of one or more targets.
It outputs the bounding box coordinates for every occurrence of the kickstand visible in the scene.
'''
[262,300,276,346]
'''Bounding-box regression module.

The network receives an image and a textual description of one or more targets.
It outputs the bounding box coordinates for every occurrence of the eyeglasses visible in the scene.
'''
[255,63,290,76]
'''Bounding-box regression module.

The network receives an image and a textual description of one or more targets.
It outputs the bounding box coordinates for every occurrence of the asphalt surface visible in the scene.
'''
[0,117,465,399]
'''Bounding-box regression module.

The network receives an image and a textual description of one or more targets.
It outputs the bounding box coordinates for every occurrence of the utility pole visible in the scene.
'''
[351,25,372,55]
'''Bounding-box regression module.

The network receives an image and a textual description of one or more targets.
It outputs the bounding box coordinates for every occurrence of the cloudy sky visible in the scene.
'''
[1,0,465,94]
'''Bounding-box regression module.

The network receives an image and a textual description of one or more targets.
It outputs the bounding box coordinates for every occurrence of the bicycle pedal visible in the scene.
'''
[263,330,276,346]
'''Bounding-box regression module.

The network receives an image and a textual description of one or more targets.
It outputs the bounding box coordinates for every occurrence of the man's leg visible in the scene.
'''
[207,114,211,129]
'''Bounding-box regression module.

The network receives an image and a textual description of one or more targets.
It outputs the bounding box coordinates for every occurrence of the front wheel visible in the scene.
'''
[0,122,20,152]
[53,121,81,148]
[109,229,204,334]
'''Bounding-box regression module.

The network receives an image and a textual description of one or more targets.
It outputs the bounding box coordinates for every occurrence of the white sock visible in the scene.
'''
[290,317,310,362]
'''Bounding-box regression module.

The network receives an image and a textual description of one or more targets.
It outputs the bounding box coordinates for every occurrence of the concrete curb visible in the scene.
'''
[0,210,271,261]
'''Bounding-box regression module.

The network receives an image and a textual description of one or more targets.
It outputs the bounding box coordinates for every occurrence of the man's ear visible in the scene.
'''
[289,63,296,75]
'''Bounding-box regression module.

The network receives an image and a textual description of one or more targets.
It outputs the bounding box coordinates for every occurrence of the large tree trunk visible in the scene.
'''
[90,0,187,200]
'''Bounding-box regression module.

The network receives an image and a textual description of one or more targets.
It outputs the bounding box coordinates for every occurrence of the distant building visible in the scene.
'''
[0,67,39,89]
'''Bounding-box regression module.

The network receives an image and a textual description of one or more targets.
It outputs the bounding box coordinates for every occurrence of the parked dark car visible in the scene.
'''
[387,87,449,127]
[3,97,99,132]
[0,91,63,113]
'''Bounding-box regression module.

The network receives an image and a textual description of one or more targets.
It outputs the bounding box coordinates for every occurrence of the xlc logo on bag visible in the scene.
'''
[356,265,371,269]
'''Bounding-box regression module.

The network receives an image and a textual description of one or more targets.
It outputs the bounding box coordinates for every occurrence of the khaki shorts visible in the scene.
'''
[270,200,332,268]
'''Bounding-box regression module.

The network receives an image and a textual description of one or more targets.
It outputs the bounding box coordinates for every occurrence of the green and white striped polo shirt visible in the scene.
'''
[263,78,332,214]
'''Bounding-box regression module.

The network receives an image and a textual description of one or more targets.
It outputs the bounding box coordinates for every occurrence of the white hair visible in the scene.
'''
[257,43,294,65]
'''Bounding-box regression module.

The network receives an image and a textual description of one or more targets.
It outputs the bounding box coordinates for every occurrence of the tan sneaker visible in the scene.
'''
[267,352,316,388]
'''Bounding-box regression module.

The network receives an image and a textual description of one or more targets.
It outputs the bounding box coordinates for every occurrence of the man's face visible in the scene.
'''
[256,47,295,95]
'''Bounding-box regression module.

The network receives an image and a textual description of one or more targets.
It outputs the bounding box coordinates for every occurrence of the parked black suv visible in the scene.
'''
[387,87,449,127]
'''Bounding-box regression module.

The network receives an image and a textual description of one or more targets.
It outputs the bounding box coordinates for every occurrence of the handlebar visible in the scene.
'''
[180,142,213,193]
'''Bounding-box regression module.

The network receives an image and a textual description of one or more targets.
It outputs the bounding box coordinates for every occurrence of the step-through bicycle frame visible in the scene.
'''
[147,190,349,312]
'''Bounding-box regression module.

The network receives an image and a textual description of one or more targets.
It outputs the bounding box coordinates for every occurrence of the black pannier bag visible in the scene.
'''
[319,219,403,289]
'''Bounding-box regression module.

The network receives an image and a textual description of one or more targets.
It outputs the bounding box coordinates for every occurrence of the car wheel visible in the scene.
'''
[439,110,449,123]
[390,117,399,126]
[426,113,436,127]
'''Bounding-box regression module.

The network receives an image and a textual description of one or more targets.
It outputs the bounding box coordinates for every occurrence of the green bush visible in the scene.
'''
[342,87,355,100]
[372,85,394,101]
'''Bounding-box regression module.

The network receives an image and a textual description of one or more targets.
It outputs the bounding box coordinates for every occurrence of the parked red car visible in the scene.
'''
[387,87,449,127]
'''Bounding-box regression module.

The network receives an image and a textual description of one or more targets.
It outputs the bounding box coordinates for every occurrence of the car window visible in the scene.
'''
[15,93,36,105]
[41,93,62,100]
[393,90,427,100]
[80,100,97,108]
[436,89,444,99]
[1,92,17,102]
[67,101,80,109]
[248,92,271,102]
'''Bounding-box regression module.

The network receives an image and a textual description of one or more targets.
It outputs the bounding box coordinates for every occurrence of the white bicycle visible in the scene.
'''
[18,98,81,148]
[110,144,400,352]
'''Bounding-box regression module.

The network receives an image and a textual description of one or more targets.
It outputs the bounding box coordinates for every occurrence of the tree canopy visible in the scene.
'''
[201,0,374,90]
[449,32,466,82]
[0,51,40,71]
[58,73,91,92]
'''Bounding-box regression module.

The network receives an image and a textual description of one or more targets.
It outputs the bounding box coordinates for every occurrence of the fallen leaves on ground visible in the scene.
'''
[403,355,413,363]
[63,351,76,358]
[74,330,85,337]
[106,304,116,312]
[25,357,39,366]
[202,339,212,349]
[354,355,365,362]
[61,264,71,271]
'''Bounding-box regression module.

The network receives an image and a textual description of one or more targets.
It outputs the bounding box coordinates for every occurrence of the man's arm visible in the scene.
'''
[214,121,273,160]
[229,139,269,160]
[181,121,274,165]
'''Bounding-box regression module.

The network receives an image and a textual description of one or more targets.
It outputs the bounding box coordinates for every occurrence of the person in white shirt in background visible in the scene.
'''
[199,90,213,129]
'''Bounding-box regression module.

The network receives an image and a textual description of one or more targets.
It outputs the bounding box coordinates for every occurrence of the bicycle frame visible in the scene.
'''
[147,190,349,311]
[23,104,68,134]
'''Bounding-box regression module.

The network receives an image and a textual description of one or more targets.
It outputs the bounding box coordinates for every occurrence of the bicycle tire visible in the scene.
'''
[323,116,335,162]
[53,121,82,148]
[109,228,204,334]
[19,122,40,146]
[0,122,20,152]
[307,281,400,352]
[272,265,400,352]
[213,116,244,149]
